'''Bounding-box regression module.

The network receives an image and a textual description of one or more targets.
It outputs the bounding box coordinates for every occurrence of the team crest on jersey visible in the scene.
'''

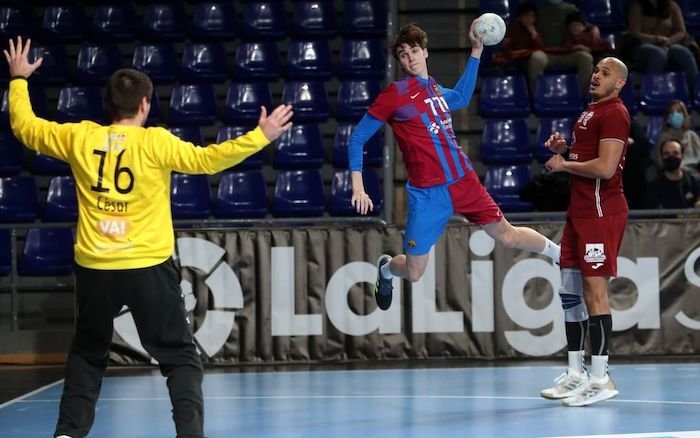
[583,243,606,263]
[577,111,594,128]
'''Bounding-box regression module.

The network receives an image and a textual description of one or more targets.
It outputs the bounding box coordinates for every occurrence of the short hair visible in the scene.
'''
[660,138,684,155]
[391,23,428,60]
[105,69,153,121]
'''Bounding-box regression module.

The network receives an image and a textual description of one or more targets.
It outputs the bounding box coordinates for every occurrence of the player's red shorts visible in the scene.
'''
[448,171,503,225]
[560,212,628,277]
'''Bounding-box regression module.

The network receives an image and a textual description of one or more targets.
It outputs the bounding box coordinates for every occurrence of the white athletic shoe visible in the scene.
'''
[563,374,619,407]
[540,368,589,400]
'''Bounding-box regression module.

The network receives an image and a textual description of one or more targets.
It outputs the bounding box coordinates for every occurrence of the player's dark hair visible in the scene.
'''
[105,68,153,121]
[391,23,428,60]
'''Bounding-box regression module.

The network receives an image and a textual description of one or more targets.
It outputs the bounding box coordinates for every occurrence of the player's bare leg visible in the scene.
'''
[374,253,429,310]
[482,218,560,264]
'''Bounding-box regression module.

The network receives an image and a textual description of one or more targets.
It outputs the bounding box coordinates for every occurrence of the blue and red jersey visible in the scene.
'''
[348,57,480,188]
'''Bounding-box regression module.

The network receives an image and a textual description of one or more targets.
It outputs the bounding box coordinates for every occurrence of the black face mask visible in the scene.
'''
[663,155,681,171]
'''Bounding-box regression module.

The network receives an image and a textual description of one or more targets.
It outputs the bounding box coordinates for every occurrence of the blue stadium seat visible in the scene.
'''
[1,87,48,128]
[272,170,325,217]
[32,154,71,176]
[28,45,69,85]
[75,44,122,84]
[282,81,329,123]
[168,84,217,126]
[0,176,38,223]
[0,130,24,176]
[41,4,86,42]
[484,165,534,212]
[146,89,161,125]
[91,3,136,42]
[338,39,385,79]
[639,72,690,115]
[56,86,104,123]
[141,2,186,42]
[217,126,267,170]
[645,115,664,149]
[215,171,268,218]
[180,42,228,83]
[18,228,74,276]
[330,169,382,216]
[292,0,337,39]
[170,173,211,219]
[233,41,281,81]
[336,79,381,121]
[620,75,638,115]
[533,74,584,117]
[0,4,32,41]
[286,40,333,80]
[479,75,530,118]
[478,0,514,23]
[223,82,273,125]
[342,0,387,37]
[480,118,532,165]
[132,44,178,84]
[169,126,203,146]
[0,230,9,276]
[580,0,627,32]
[332,121,383,168]
[44,176,77,222]
[273,124,324,169]
[535,117,575,162]
[191,1,237,41]
[241,1,287,41]
[678,0,700,36]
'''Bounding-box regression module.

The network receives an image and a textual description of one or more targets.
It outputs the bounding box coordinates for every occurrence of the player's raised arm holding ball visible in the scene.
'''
[346,20,561,311]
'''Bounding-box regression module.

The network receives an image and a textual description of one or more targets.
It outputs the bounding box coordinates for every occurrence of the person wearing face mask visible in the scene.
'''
[646,139,700,208]
[653,100,700,175]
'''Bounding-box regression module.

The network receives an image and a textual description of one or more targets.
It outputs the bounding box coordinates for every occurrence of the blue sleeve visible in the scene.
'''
[441,56,480,111]
[348,113,383,172]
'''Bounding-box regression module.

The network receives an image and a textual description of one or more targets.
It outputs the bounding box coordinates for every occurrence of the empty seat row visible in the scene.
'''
[21,39,384,86]
[1,79,381,127]
[480,71,697,118]
[0,121,383,177]
[0,169,383,223]
[0,1,386,44]
[0,227,75,276]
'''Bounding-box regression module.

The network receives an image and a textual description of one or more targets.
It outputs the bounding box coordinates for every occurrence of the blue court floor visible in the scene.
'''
[1,363,700,437]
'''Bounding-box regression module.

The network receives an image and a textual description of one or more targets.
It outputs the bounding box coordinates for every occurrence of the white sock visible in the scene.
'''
[380,258,393,279]
[568,350,584,374]
[591,355,609,380]
[539,238,561,264]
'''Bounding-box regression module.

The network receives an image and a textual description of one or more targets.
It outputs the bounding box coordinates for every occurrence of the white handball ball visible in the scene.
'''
[475,13,507,46]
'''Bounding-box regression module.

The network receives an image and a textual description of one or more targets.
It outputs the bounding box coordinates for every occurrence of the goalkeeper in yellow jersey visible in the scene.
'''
[5,36,293,438]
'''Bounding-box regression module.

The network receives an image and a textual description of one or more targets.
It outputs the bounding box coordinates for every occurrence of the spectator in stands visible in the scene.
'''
[493,1,544,83]
[653,99,700,175]
[646,138,700,208]
[563,11,613,63]
[626,0,699,93]
[534,0,595,97]
[623,118,652,209]
[5,36,293,438]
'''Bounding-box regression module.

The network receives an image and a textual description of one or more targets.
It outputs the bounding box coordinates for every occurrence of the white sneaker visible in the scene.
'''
[563,374,619,407]
[540,368,589,399]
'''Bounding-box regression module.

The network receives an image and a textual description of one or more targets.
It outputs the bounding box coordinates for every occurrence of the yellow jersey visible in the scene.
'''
[9,78,271,270]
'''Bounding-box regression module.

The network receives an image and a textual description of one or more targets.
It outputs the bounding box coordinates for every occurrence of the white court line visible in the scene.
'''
[16,394,700,406]
[542,431,700,438]
[0,379,64,410]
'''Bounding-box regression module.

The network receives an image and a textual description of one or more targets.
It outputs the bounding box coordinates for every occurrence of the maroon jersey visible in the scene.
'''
[568,97,630,218]
[367,76,473,188]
